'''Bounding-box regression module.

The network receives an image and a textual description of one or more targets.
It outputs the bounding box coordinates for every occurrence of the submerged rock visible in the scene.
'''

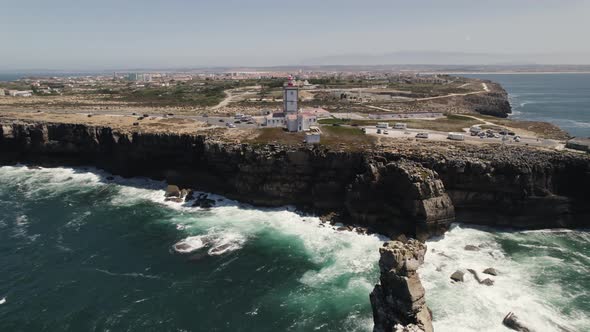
[483,267,498,276]
[165,197,184,203]
[481,278,495,286]
[502,312,533,332]
[184,189,194,202]
[192,194,216,208]
[464,245,480,251]
[467,269,494,286]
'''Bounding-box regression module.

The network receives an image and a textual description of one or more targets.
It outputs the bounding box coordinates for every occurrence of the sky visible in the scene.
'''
[1,0,590,70]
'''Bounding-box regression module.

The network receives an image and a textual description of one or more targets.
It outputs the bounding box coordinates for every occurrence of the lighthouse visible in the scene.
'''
[283,75,298,114]
[265,75,318,132]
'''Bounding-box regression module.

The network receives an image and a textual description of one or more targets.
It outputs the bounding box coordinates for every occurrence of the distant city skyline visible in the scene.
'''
[1,0,589,69]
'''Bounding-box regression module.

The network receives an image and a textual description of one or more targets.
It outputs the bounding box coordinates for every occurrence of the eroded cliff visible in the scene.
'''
[1,120,589,238]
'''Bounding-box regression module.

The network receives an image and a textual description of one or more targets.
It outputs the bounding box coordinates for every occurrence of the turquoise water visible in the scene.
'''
[463,73,590,137]
[0,166,384,332]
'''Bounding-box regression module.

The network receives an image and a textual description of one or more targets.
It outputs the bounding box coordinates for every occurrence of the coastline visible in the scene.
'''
[1,117,589,332]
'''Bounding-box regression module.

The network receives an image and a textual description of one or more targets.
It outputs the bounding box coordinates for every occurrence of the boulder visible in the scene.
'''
[483,267,498,276]
[192,194,216,208]
[502,312,533,332]
[184,189,195,202]
[467,269,494,286]
[450,270,465,282]
[165,185,181,198]
[464,245,480,251]
[481,278,495,286]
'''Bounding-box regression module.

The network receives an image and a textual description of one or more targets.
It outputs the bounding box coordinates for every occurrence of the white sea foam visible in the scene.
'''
[2,166,386,331]
[2,166,385,288]
[0,297,5,305]
[421,224,583,332]
[173,232,246,256]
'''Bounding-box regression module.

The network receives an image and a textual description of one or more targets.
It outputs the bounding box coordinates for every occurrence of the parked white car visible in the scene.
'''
[415,133,429,139]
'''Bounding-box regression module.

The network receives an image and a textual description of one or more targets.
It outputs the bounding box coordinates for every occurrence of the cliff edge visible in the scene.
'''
[1,120,589,238]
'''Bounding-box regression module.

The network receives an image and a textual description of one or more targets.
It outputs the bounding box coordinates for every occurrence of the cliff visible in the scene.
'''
[464,81,512,118]
[1,120,589,238]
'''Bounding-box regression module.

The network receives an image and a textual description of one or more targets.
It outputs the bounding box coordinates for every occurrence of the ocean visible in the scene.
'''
[0,166,383,332]
[463,73,590,138]
[0,166,588,332]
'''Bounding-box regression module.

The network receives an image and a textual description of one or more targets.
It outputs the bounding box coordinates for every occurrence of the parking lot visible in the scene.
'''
[362,126,563,149]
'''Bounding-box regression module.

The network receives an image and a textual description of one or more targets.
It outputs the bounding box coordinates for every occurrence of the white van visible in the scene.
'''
[448,132,465,141]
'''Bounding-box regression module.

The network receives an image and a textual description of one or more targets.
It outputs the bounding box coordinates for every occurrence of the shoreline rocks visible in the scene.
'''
[483,267,498,276]
[502,312,533,332]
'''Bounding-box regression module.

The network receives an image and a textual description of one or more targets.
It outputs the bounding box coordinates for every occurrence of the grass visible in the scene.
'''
[318,114,479,133]
[319,126,375,149]
[246,126,375,150]
[247,128,306,145]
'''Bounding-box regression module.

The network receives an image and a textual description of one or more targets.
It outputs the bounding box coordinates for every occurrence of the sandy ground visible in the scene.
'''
[364,126,564,150]
[0,111,212,135]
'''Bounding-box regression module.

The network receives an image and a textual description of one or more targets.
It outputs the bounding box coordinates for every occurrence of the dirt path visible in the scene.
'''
[211,86,259,110]
[414,83,489,102]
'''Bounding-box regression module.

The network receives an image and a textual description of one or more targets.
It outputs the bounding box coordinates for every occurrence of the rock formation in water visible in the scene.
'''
[370,240,433,332]
[502,312,533,332]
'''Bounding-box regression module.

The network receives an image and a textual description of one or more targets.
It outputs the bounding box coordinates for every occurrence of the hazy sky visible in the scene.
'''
[1,0,589,69]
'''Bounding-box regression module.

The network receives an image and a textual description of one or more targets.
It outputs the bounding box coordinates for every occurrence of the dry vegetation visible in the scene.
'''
[245,126,375,150]
[0,111,212,134]
[319,115,480,133]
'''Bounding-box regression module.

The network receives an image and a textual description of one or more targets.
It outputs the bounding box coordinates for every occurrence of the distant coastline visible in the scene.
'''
[443,71,590,75]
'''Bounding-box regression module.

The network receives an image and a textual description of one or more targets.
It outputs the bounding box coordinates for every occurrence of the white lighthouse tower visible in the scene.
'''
[283,75,298,115]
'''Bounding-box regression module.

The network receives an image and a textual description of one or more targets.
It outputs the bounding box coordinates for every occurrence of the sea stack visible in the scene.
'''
[370,240,433,332]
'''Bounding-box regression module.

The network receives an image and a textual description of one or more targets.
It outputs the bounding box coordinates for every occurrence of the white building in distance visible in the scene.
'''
[7,90,33,97]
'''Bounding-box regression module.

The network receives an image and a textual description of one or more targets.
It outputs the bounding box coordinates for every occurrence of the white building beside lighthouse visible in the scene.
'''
[265,75,319,132]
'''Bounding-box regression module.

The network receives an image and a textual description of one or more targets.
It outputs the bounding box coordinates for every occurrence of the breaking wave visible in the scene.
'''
[421,224,589,332]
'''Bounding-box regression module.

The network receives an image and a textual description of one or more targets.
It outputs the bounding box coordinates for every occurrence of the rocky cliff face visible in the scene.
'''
[464,81,512,118]
[0,121,453,238]
[404,147,590,229]
[370,240,432,332]
[1,121,589,237]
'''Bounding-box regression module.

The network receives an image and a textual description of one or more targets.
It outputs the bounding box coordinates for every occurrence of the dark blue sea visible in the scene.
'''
[0,166,588,332]
[464,73,590,138]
